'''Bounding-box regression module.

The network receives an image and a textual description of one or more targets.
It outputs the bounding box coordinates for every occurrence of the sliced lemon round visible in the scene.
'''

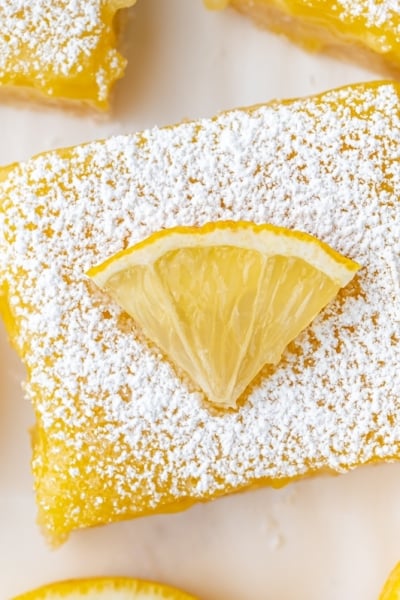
[379,562,400,599]
[88,221,360,408]
[13,577,197,600]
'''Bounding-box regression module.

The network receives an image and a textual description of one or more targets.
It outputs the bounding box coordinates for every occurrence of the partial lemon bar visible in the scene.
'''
[12,577,198,600]
[0,0,136,110]
[1,81,399,544]
[206,0,400,79]
[379,562,400,600]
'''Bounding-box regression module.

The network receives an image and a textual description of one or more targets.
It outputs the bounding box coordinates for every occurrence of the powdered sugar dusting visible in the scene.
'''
[336,0,400,30]
[0,0,134,105]
[328,0,400,53]
[1,82,400,541]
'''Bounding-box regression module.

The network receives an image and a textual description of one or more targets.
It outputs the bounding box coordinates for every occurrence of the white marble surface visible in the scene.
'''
[0,1,398,598]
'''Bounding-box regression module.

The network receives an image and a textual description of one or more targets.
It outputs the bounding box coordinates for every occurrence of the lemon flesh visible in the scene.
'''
[88,222,360,408]
[13,577,197,600]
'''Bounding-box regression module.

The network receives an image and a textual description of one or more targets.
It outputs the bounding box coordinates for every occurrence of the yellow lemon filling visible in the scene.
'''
[0,0,136,109]
[207,0,400,79]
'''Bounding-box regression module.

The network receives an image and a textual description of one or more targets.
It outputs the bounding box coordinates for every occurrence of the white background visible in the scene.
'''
[1,1,400,599]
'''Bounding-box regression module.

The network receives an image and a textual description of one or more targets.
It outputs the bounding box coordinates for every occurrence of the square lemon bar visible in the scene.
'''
[0,0,136,109]
[208,0,400,79]
[1,81,400,544]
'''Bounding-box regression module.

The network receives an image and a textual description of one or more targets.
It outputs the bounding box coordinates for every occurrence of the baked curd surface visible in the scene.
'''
[0,0,136,109]
[220,0,400,78]
[0,81,399,543]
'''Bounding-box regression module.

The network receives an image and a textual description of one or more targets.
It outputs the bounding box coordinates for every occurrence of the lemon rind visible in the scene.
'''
[87,221,360,288]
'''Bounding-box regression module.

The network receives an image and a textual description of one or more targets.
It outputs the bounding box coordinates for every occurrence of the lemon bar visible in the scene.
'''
[1,81,400,544]
[207,0,400,79]
[0,0,136,110]
[12,577,198,600]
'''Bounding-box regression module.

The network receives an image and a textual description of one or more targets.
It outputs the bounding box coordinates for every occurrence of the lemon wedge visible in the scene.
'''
[379,562,400,600]
[12,577,197,600]
[88,221,360,408]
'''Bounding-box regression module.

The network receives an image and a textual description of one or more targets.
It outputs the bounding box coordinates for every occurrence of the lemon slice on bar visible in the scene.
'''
[13,577,197,599]
[88,221,360,408]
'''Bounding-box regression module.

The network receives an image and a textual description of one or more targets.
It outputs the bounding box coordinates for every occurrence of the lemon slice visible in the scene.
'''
[12,577,197,600]
[88,221,360,408]
[379,562,400,599]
